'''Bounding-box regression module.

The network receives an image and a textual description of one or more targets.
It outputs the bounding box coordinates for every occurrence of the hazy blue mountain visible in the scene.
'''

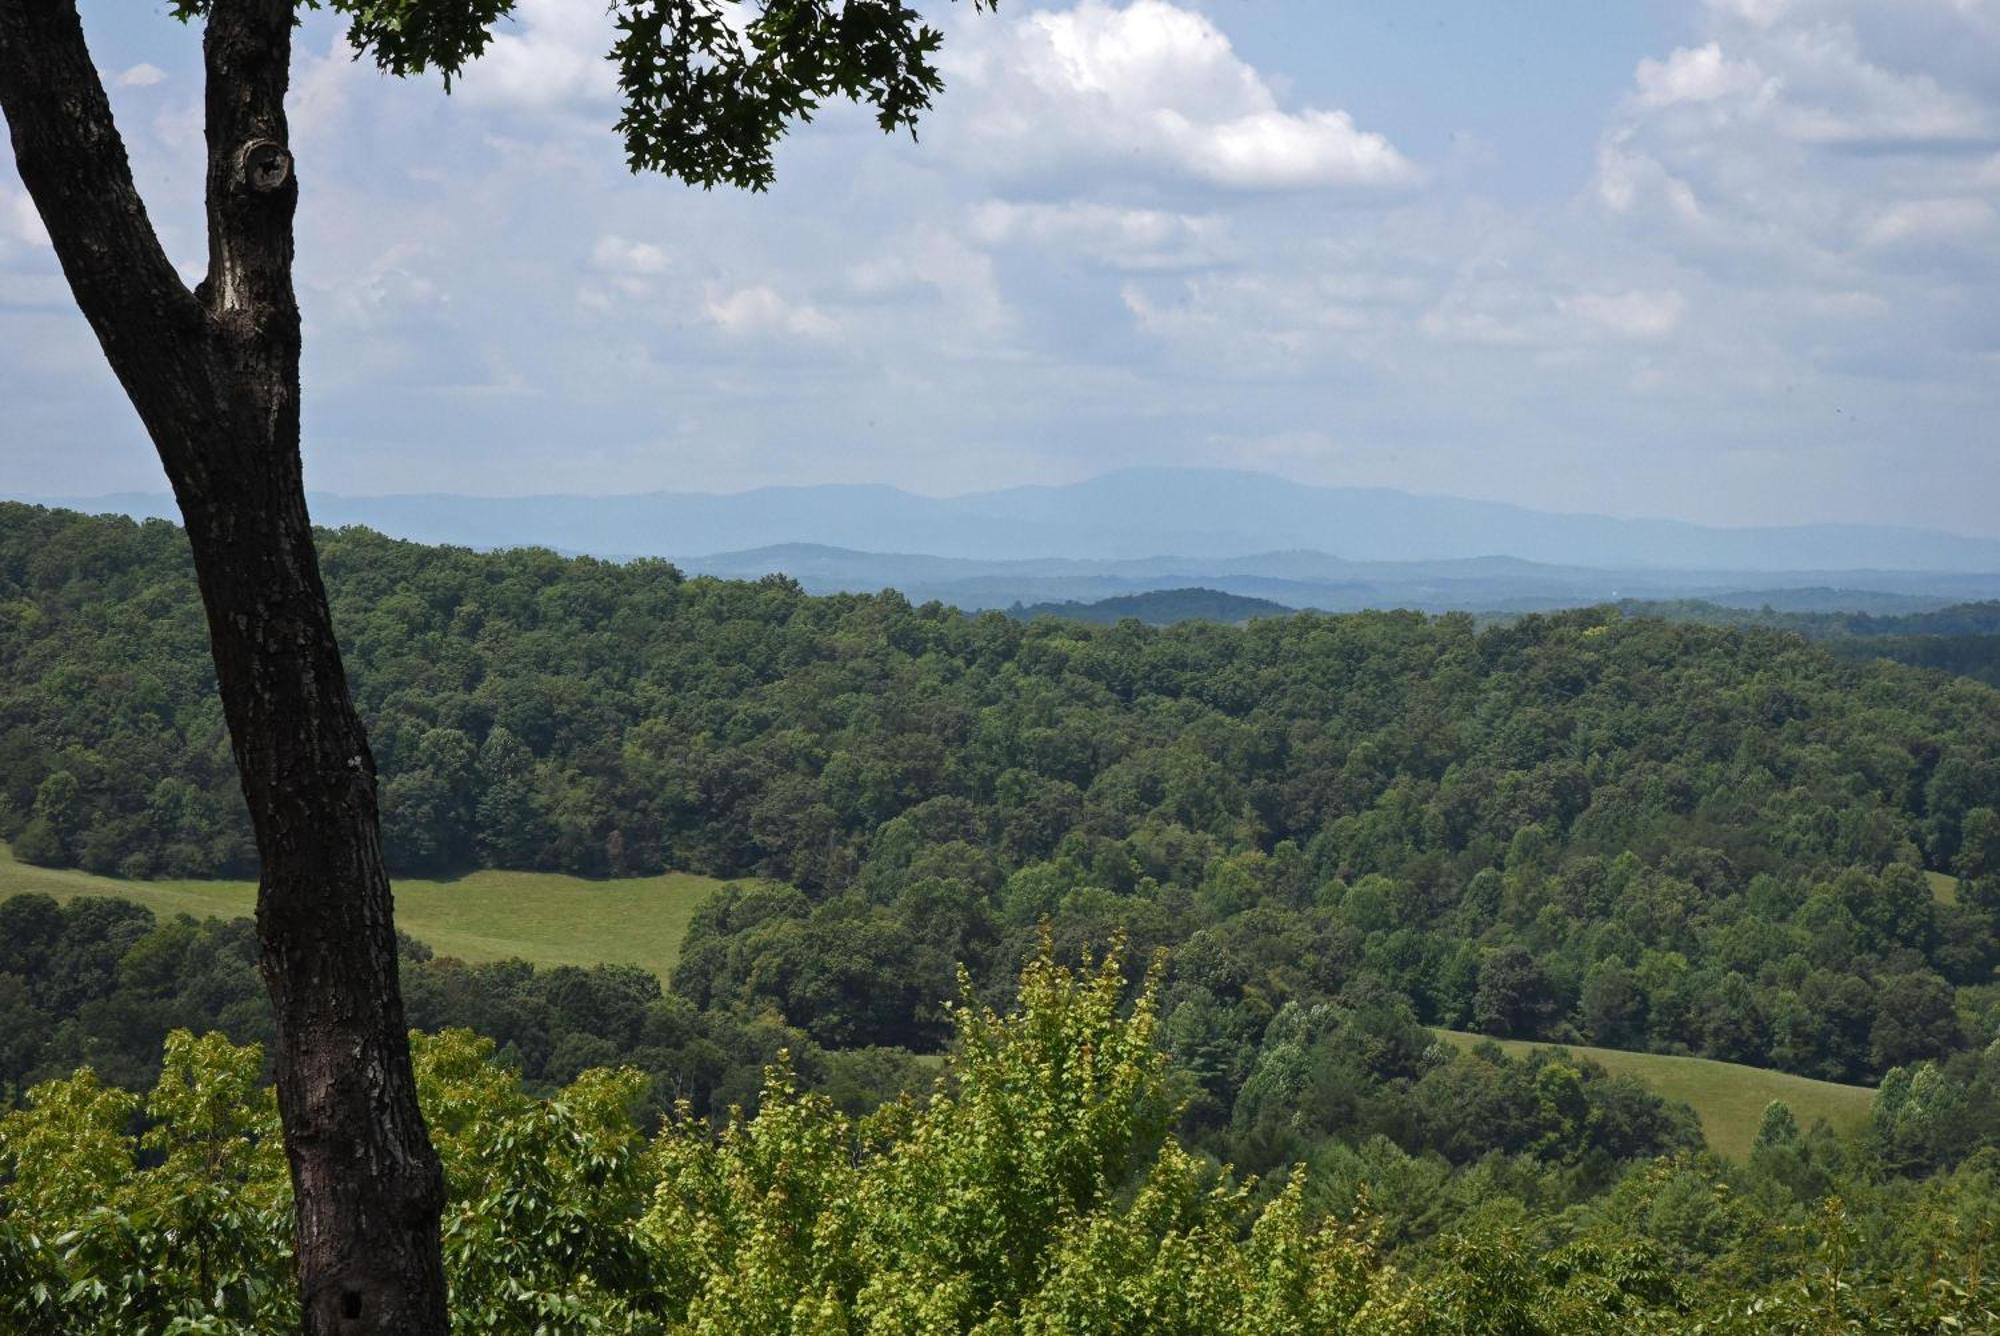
[674,544,2000,614]
[31,467,2000,572]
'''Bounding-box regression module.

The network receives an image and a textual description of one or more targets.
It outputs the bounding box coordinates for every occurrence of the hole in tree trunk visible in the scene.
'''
[237,138,293,193]
[341,1290,364,1320]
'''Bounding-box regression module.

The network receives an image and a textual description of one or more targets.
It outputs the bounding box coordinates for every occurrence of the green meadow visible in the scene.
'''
[0,842,725,983]
[1433,1028,1875,1160]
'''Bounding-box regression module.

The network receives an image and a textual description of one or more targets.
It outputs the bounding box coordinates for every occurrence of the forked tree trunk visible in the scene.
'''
[0,2,448,1330]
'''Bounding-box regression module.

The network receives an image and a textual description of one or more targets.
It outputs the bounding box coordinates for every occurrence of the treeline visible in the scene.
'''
[2,503,1998,1096]
[1006,587,1294,626]
[1623,597,2000,686]
[1624,598,2000,640]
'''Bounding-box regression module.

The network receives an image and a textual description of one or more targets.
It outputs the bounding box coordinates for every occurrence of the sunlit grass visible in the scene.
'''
[1432,1028,1875,1160]
[0,842,728,982]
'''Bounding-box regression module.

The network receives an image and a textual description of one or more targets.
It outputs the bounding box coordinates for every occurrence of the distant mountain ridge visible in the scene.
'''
[675,544,2000,614]
[33,467,2000,573]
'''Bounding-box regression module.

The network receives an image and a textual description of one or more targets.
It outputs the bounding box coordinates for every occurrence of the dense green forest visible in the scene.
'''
[4,502,2000,1327]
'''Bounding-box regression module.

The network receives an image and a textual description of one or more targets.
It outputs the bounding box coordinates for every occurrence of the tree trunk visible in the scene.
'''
[0,3,449,1331]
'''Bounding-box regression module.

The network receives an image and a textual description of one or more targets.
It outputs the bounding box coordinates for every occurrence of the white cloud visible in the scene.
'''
[1767,23,1992,148]
[967,200,1222,269]
[582,236,675,305]
[954,0,1417,190]
[593,235,672,277]
[1618,18,1992,161]
[1635,44,1773,107]
[336,272,444,323]
[458,0,618,110]
[117,63,167,89]
[1863,197,1996,246]
[1594,0,2000,276]
[1178,107,1413,190]
[1594,143,1644,214]
[1120,271,1371,372]
[702,285,838,339]
[1595,140,1707,222]
[1563,289,1687,339]
[1419,308,1532,345]
[289,28,370,154]
[3,187,47,248]
[1707,0,1792,29]
[848,228,1008,334]
[1419,285,1539,345]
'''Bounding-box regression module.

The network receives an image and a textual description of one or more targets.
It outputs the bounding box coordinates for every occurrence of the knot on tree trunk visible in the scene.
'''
[236,139,293,193]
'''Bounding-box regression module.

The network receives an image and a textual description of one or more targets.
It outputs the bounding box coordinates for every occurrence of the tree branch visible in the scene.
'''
[0,0,202,368]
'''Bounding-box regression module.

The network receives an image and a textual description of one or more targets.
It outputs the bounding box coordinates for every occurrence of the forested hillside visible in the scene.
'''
[3,503,1998,1088]
[5,503,2000,1327]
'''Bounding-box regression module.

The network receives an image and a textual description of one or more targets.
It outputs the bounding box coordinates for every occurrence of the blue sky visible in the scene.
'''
[1,0,1996,535]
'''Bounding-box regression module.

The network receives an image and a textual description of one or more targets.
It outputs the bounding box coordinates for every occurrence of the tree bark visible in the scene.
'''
[0,3,449,1331]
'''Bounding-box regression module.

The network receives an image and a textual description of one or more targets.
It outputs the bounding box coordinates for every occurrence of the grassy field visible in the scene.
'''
[1927,870,1959,904]
[0,843,726,982]
[1432,1029,1875,1160]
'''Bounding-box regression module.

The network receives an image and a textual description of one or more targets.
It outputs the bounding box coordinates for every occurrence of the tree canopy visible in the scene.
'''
[164,0,991,188]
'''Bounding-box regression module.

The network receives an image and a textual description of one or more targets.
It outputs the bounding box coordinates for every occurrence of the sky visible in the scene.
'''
[1,0,1997,534]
